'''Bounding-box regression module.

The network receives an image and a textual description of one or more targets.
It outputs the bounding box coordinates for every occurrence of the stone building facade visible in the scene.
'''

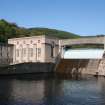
[8,35,59,64]
[0,43,13,67]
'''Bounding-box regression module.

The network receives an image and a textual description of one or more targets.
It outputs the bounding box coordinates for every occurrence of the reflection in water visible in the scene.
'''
[11,80,45,103]
[0,74,105,105]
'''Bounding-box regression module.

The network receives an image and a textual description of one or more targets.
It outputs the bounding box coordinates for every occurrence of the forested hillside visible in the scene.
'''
[0,19,80,43]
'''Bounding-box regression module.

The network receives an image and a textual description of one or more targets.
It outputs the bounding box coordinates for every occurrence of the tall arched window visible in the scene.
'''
[51,41,54,58]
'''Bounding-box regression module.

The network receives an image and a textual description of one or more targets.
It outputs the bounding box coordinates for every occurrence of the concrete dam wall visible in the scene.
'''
[0,63,55,75]
[56,59,105,76]
[0,59,105,76]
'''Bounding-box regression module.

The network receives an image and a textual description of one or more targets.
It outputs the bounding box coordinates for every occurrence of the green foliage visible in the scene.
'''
[29,28,80,39]
[0,19,17,42]
[0,19,80,43]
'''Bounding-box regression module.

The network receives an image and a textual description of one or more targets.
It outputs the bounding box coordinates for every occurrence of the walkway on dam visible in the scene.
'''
[60,37,105,46]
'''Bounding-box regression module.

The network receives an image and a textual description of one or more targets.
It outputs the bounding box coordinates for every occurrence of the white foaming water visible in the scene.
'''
[64,49,104,59]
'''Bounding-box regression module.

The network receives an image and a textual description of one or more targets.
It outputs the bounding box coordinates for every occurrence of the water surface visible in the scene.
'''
[0,74,105,105]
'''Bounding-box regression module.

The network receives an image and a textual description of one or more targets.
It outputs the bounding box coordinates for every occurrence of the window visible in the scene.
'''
[30,48,33,57]
[17,41,19,44]
[29,48,33,57]
[52,41,55,48]
[38,48,41,57]
[23,48,26,57]
[51,41,54,58]
[16,49,19,57]
[51,46,53,57]
[30,40,33,44]
[23,41,25,44]
[0,46,2,56]
[38,40,40,43]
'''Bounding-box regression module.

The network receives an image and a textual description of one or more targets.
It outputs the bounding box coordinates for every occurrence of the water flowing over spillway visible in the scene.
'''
[64,49,104,59]
[56,49,105,76]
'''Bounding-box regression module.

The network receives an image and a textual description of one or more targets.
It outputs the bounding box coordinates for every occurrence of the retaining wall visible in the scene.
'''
[0,63,55,75]
[56,59,105,76]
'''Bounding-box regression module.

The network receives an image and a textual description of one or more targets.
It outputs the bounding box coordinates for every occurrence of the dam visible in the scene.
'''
[56,49,105,75]
[56,37,105,76]
[0,36,105,76]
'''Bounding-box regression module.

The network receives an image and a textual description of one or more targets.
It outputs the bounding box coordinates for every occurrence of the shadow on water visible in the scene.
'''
[0,72,82,81]
[0,73,54,80]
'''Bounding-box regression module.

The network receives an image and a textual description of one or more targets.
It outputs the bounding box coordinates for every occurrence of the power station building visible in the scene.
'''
[8,35,59,64]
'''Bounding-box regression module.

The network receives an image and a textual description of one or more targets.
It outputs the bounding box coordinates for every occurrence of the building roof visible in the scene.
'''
[8,35,59,41]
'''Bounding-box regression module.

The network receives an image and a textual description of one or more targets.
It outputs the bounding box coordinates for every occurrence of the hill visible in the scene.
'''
[28,28,80,39]
[0,19,80,43]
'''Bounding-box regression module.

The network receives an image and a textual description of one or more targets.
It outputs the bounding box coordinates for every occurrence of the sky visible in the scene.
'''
[0,0,105,36]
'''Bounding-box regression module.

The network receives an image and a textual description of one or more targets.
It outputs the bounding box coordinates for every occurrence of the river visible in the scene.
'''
[0,74,105,105]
